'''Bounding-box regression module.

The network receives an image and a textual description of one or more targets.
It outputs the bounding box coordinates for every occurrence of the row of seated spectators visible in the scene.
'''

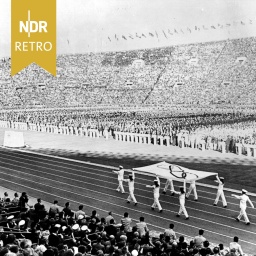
[0,37,256,108]
[1,109,256,148]
[0,192,247,256]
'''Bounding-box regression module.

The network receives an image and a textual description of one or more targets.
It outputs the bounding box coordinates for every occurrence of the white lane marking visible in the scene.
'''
[1,164,255,220]
[0,153,255,210]
[0,168,256,237]
[3,147,256,197]
[0,176,255,249]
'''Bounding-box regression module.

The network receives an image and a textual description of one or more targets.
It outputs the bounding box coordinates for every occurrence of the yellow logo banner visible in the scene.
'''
[11,0,56,76]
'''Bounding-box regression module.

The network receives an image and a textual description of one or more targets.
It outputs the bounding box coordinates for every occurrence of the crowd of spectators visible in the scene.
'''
[1,108,256,154]
[0,37,256,108]
[0,192,248,256]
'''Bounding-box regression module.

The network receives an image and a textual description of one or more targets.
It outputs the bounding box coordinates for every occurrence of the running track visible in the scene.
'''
[0,148,255,254]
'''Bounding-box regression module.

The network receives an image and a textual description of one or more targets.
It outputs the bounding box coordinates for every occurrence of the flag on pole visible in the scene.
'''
[162,30,168,39]
[168,29,173,35]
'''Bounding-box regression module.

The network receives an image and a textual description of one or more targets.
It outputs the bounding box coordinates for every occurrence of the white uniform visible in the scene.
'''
[147,177,162,211]
[113,169,125,193]
[163,179,174,192]
[214,179,227,207]
[177,192,189,218]
[124,172,137,203]
[233,193,254,223]
[186,180,198,200]
[230,242,243,256]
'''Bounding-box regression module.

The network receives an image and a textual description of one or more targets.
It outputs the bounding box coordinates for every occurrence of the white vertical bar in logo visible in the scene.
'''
[28,10,30,38]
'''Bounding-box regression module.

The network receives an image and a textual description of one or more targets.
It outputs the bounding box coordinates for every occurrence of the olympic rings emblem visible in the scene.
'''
[156,164,199,179]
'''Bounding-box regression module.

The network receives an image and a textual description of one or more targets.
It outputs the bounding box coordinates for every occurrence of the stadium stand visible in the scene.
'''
[0,191,248,256]
[0,37,256,108]
[0,37,256,255]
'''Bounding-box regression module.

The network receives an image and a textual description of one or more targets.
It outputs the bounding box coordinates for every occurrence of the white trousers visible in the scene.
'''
[163,180,174,192]
[214,190,227,206]
[238,208,250,223]
[186,184,198,200]
[117,180,125,193]
[127,190,137,203]
[178,203,188,218]
[152,196,162,210]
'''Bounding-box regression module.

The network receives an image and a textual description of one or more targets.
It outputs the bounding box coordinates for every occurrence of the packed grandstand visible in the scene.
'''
[0,8,256,256]
[0,37,256,107]
[0,189,246,256]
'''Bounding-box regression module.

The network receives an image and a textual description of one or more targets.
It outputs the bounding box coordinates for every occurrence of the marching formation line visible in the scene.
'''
[0,157,255,217]
[0,151,256,206]
[0,167,256,223]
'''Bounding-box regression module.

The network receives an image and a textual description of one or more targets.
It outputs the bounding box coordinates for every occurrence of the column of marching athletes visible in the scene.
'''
[113,166,255,225]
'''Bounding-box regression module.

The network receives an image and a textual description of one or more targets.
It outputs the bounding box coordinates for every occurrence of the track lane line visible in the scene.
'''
[3,147,256,197]
[1,157,255,217]
[0,169,255,237]
[0,151,255,206]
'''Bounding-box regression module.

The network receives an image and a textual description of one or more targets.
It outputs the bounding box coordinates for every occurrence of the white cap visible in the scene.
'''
[131,250,138,256]
[81,225,89,231]
[220,177,224,180]
[78,215,84,220]
[7,215,14,220]
[72,224,80,230]
[154,179,158,182]
[19,220,25,226]
[55,224,61,228]
[119,165,123,169]
[242,189,248,194]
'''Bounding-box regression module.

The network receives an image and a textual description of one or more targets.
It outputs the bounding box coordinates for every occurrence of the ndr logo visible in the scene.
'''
[19,10,47,37]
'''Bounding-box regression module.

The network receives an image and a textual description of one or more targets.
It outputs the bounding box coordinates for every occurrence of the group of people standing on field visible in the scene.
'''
[113,166,255,225]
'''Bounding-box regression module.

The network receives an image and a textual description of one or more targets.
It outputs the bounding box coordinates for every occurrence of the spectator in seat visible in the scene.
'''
[49,200,60,218]
[121,212,132,233]
[48,226,63,247]
[105,219,118,237]
[63,202,73,218]
[12,192,19,206]
[229,236,243,256]
[163,223,176,241]
[193,229,206,249]
[92,236,105,255]
[105,211,115,226]
[75,205,86,220]
[19,192,29,211]
[135,217,149,238]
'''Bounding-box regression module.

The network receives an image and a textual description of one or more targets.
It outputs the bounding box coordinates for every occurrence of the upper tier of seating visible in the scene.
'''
[0,37,255,108]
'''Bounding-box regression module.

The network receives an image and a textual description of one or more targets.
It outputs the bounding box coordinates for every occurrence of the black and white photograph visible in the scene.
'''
[0,0,256,255]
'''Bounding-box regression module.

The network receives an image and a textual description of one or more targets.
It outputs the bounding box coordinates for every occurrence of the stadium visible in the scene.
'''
[0,0,256,255]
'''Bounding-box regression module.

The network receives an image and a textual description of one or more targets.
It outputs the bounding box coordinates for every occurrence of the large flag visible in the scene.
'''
[133,161,217,182]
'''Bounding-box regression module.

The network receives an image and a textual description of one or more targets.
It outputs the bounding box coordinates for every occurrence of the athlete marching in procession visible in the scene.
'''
[112,165,125,193]
[232,189,254,225]
[186,180,198,201]
[213,176,227,208]
[162,178,175,196]
[146,175,163,213]
[173,185,189,220]
[123,172,137,206]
